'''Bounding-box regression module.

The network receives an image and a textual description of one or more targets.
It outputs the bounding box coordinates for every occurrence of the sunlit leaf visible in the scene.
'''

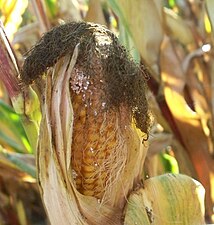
[16,200,27,225]
[204,12,212,34]
[206,0,214,36]
[168,0,176,8]
[159,152,179,174]
[0,0,28,40]
[110,0,164,74]
[4,152,36,178]
[118,22,140,62]
[160,36,214,218]
[0,147,36,178]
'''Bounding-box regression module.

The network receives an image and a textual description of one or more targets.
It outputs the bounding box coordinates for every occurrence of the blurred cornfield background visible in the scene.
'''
[0,0,213,224]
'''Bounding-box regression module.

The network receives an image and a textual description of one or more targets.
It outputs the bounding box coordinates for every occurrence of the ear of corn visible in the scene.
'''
[70,75,146,203]
[37,43,148,224]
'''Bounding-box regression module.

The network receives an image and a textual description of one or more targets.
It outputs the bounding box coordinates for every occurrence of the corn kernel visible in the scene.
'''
[82,165,95,172]
[82,190,94,196]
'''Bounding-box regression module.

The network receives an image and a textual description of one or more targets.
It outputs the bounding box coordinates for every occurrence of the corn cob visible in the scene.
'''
[70,67,130,200]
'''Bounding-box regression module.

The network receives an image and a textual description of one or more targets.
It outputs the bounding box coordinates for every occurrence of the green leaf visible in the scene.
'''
[0,148,36,178]
[0,100,32,153]
[169,0,176,8]
[108,0,132,37]
[45,0,58,18]
[118,21,140,62]
[109,0,164,74]
[159,152,179,174]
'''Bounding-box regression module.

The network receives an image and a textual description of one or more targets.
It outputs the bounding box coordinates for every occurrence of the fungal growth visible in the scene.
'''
[21,22,151,203]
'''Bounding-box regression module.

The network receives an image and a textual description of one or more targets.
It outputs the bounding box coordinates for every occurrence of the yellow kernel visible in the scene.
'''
[82,183,94,190]
[83,178,95,184]
[84,146,96,157]
[82,190,94,196]
[74,121,83,130]
[80,116,86,124]
[106,148,113,156]
[75,178,82,185]
[82,155,94,164]
[98,172,107,180]
[87,133,99,142]
[74,94,83,102]
[96,158,104,165]
[72,103,79,111]
[84,172,96,179]
[95,150,105,160]
[82,165,95,172]
[79,108,86,118]
[98,135,107,144]
[74,134,84,145]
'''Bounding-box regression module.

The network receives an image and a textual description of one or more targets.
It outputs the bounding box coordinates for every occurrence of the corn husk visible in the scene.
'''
[37,44,148,225]
[124,174,205,225]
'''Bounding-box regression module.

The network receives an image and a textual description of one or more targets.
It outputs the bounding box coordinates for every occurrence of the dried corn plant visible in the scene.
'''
[19,21,205,225]
[0,0,210,224]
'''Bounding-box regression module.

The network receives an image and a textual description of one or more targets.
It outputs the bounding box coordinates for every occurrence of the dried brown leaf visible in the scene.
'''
[160,35,214,219]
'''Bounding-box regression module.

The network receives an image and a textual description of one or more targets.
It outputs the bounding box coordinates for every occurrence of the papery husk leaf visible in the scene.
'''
[38,46,88,224]
[124,174,205,225]
[147,92,172,133]
[37,41,149,224]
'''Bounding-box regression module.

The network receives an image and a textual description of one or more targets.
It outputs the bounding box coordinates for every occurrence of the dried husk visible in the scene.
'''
[124,174,205,225]
[37,44,148,225]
